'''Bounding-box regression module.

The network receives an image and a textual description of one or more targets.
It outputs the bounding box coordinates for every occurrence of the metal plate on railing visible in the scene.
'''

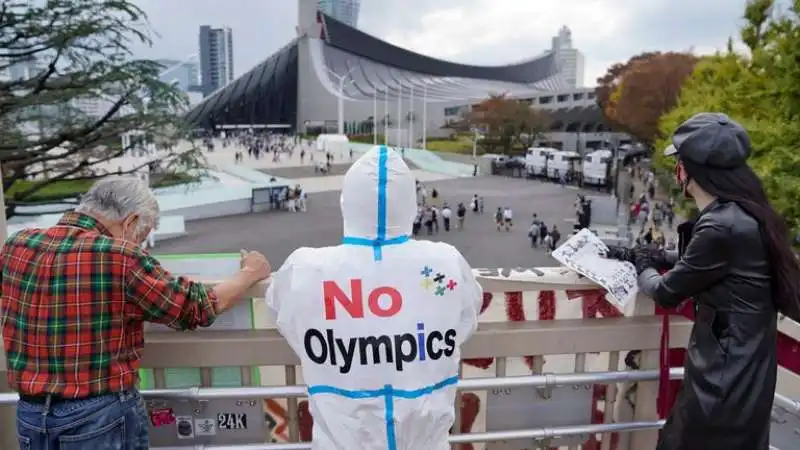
[485,384,594,448]
[146,397,267,447]
[770,404,800,449]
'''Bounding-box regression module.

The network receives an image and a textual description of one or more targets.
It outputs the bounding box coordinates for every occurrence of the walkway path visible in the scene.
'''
[92,139,358,174]
[625,169,679,243]
[94,139,452,194]
[259,159,421,179]
[289,170,454,194]
[202,143,351,171]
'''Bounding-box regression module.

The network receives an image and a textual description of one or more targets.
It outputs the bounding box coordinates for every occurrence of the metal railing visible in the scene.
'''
[0,368,685,405]
[0,271,798,450]
[0,365,795,447]
[0,369,681,448]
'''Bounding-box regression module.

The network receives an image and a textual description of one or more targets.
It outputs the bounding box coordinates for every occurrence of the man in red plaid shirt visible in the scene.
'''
[0,176,271,449]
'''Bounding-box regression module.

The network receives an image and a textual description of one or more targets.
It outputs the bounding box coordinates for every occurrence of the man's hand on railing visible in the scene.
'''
[240,249,272,283]
[211,250,272,316]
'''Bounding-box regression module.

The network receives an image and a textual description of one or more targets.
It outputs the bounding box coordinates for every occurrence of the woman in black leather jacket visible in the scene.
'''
[627,113,800,450]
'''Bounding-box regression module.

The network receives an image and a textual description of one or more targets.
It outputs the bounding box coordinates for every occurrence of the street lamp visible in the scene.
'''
[0,162,7,241]
[421,84,428,151]
[383,88,389,145]
[408,85,414,149]
[0,160,11,450]
[472,126,479,161]
[325,67,354,135]
[396,84,403,147]
[372,88,378,145]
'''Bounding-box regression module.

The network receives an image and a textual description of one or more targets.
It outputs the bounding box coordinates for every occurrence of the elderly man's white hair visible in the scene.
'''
[76,176,159,234]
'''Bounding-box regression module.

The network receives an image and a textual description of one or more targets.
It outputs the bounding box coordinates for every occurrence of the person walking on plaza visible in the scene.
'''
[494,207,503,231]
[528,221,540,247]
[456,202,467,230]
[1,176,272,449]
[502,206,513,231]
[549,225,562,250]
[441,203,452,231]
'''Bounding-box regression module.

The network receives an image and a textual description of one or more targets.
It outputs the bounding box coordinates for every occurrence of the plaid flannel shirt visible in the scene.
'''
[0,212,218,398]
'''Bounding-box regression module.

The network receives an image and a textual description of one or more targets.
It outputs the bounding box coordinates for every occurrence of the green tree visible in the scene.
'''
[0,0,203,218]
[468,94,551,155]
[595,52,659,127]
[654,0,800,228]
[610,53,698,145]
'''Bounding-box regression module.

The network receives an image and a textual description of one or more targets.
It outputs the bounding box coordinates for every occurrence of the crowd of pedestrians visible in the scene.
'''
[627,165,677,249]
[527,213,562,252]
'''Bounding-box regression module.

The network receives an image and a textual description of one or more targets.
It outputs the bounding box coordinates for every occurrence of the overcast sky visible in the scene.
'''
[130,0,755,86]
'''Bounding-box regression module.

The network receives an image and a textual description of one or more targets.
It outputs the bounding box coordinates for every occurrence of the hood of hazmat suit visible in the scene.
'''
[267,146,482,450]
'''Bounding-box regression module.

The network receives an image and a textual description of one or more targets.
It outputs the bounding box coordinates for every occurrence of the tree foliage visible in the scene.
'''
[0,0,203,218]
[467,94,551,155]
[654,0,800,228]
[595,52,657,118]
[596,52,698,145]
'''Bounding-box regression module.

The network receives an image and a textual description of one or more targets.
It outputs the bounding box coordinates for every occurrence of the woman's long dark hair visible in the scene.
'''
[683,158,800,319]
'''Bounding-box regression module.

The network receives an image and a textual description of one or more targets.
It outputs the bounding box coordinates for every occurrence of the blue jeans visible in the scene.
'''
[16,389,149,450]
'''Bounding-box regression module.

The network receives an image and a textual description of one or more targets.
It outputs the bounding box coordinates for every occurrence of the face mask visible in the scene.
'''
[675,161,693,200]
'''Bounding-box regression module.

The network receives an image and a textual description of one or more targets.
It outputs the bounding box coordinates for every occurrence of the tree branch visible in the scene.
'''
[0,0,199,219]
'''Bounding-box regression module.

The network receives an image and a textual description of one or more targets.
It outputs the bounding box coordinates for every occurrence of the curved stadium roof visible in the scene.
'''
[319,13,560,85]
[316,40,564,102]
[185,13,566,128]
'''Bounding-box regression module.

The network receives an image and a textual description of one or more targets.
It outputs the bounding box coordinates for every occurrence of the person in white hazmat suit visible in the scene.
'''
[266,145,482,450]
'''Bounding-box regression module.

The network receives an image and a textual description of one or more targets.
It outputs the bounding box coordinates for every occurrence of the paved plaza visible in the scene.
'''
[258,159,421,178]
[154,175,599,269]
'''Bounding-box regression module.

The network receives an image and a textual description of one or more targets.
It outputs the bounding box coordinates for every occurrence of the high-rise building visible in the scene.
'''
[317,0,361,27]
[6,57,44,81]
[156,58,200,92]
[198,25,234,97]
[551,26,585,88]
[2,57,110,120]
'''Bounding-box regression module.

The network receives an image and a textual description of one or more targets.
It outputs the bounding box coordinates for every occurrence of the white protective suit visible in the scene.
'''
[266,145,482,450]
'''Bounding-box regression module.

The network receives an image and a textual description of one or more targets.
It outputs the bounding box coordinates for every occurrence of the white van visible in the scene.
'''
[524,147,556,176]
[582,150,613,185]
[546,151,581,179]
[315,134,350,154]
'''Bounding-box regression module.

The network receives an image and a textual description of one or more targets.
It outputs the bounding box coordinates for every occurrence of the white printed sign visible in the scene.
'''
[551,228,638,309]
[195,417,217,436]
[218,412,248,430]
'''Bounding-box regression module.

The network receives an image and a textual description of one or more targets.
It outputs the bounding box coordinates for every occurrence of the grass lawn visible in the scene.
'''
[425,137,474,153]
[6,173,197,203]
[425,136,529,155]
